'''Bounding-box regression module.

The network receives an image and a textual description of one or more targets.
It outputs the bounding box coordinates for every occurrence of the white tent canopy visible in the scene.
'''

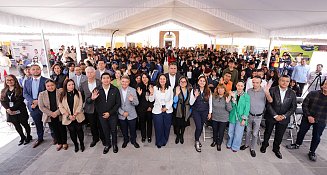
[1,0,327,38]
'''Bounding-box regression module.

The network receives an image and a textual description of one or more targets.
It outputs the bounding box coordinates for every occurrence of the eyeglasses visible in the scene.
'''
[6,79,14,82]
[180,81,187,83]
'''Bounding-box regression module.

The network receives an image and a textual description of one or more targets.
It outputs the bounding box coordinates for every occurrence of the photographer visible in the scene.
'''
[307,64,326,92]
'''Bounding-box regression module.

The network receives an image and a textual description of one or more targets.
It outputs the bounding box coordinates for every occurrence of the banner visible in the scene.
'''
[11,40,50,66]
[279,45,318,63]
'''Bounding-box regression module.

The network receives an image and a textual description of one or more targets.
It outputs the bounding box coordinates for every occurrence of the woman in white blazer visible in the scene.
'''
[149,74,173,149]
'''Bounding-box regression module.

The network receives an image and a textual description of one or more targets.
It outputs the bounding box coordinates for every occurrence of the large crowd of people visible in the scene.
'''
[0,46,326,162]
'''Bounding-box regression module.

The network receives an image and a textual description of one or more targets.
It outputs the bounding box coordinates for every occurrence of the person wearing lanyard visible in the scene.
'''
[1,74,31,146]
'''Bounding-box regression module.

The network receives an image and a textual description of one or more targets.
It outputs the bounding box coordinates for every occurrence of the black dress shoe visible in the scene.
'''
[157,145,161,149]
[240,145,249,150]
[210,142,217,147]
[122,142,128,148]
[141,138,146,143]
[80,144,85,152]
[148,138,152,143]
[133,142,140,148]
[180,137,184,144]
[308,152,317,161]
[175,136,180,144]
[18,138,25,146]
[74,145,79,153]
[113,145,118,153]
[24,135,32,145]
[103,146,110,154]
[274,151,282,159]
[199,142,202,147]
[260,146,266,153]
[250,149,256,157]
[217,144,221,151]
[90,141,98,147]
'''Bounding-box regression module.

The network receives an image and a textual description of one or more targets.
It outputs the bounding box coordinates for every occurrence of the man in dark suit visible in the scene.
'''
[95,59,110,80]
[23,64,48,148]
[79,66,104,147]
[165,62,181,89]
[92,72,121,154]
[164,62,181,136]
[260,75,297,159]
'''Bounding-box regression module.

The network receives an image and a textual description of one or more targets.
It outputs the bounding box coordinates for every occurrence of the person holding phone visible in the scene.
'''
[92,72,121,154]
[149,74,174,149]
[190,75,212,152]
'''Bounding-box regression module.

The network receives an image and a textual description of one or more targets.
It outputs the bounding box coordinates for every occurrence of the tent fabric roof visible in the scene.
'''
[1,0,327,38]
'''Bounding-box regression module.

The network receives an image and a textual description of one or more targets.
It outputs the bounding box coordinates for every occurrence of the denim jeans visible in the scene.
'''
[227,121,245,151]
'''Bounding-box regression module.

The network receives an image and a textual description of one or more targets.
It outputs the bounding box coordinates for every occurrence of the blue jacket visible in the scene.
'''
[23,76,48,112]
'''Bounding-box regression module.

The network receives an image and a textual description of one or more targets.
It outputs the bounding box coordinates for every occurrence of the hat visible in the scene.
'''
[112,61,118,65]
[204,67,212,74]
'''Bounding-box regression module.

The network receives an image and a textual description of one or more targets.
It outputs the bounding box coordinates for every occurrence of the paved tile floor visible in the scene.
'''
[0,120,326,175]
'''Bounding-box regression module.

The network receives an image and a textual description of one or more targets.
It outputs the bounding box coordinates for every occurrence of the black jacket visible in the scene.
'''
[94,85,121,117]
[136,84,154,113]
[165,72,181,89]
[0,90,28,123]
[265,86,297,124]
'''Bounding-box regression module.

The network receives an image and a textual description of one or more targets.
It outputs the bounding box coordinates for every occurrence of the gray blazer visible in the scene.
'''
[72,74,87,90]
[118,86,139,120]
[95,69,110,80]
[79,79,101,114]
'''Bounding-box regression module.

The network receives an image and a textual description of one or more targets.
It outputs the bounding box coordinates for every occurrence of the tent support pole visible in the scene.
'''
[267,38,273,69]
[40,29,50,77]
[76,34,81,64]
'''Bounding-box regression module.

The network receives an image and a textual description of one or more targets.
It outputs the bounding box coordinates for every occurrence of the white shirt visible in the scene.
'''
[76,75,81,85]
[245,78,267,92]
[99,69,105,77]
[104,86,110,101]
[148,86,174,114]
[88,81,97,92]
[122,88,128,102]
[0,55,11,67]
[279,86,287,104]
[169,74,176,88]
